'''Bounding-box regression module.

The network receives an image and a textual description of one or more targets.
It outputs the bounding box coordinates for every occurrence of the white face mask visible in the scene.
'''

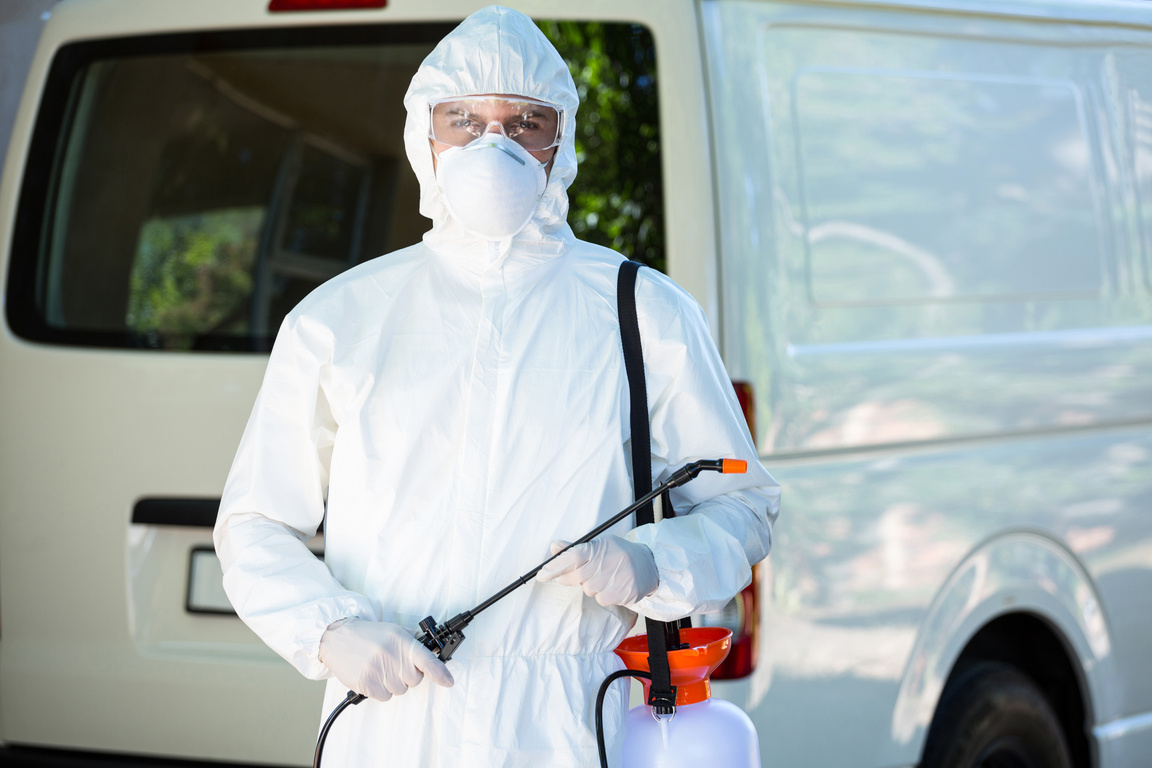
[435,133,548,240]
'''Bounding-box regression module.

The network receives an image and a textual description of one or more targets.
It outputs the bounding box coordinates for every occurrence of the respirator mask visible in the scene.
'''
[435,133,548,240]
[429,95,563,240]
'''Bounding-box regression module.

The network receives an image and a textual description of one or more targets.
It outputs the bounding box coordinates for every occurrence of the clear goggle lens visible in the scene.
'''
[429,96,564,152]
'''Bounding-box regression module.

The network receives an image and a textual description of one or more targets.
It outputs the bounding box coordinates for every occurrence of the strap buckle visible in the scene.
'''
[646,685,678,718]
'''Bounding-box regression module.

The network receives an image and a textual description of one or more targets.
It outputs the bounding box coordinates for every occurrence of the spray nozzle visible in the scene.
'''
[663,457,747,488]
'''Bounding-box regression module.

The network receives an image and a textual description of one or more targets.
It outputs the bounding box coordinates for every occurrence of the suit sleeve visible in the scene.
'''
[213,314,377,679]
[622,271,780,621]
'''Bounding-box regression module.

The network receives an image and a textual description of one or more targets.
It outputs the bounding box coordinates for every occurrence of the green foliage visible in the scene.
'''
[539,21,665,271]
[127,208,262,348]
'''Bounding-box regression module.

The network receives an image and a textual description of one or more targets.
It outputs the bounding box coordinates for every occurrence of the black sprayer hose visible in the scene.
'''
[314,690,366,768]
[596,669,651,768]
[318,670,648,768]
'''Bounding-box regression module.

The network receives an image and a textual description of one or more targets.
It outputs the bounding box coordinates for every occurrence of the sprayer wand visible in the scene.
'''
[316,459,747,768]
[414,458,746,660]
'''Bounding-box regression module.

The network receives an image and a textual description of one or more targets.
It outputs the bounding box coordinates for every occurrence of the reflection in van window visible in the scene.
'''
[127,207,261,342]
[10,23,661,352]
[795,70,1103,306]
[33,46,394,352]
[281,142,369,263]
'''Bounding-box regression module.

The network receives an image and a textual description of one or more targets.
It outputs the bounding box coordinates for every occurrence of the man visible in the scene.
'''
[213,6,779,767]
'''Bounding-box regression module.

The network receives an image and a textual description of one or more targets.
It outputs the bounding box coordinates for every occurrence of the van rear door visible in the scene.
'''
[0,16,445,763]
[0,1,705,764]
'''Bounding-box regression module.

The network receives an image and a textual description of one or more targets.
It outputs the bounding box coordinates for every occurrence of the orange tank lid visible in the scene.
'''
[614,627,732,707]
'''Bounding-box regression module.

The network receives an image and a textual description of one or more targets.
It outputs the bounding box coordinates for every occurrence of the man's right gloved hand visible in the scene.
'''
[318,618,454,702]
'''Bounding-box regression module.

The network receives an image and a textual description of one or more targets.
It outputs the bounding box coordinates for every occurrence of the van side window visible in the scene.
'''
[7,22,661,352]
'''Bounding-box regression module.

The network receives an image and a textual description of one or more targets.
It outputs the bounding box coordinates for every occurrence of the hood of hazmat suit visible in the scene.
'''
[213,6,780,768]
[406,5,580,259]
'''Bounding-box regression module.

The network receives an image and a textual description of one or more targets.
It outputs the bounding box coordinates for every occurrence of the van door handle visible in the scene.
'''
[132,498,219,528]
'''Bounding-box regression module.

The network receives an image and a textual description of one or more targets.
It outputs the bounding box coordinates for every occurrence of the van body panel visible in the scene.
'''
[889,532,1114,753]
[0,345,317,762]
[1095,714,1152,766]
[720,426,1152,767]
[705,1,1152,766]
[706,0,1152,456]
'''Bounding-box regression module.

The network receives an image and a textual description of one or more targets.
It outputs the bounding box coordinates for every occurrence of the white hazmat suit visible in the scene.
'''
[214,6,780,767]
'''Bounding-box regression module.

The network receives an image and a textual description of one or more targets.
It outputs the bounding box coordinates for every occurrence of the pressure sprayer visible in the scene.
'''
[312,458,747,768]
[595,627,761,767]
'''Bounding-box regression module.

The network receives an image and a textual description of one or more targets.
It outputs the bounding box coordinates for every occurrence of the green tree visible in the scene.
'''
[539,21,664,271]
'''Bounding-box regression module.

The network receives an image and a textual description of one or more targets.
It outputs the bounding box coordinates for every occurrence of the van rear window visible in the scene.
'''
[7,22,661,352]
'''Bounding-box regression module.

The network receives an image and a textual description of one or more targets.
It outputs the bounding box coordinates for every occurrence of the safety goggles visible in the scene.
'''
[429,96,565,152]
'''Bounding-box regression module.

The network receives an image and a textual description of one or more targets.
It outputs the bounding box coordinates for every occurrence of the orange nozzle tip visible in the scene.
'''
[722,459,747,474]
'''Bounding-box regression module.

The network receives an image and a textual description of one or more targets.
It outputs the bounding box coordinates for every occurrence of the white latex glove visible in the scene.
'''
[318,618,454,702]
[535,535,660,607]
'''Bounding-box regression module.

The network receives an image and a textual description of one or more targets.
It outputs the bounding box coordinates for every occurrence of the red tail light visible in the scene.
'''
[732,380,756,440]
[710,564,760,679]
[269,0,386,11]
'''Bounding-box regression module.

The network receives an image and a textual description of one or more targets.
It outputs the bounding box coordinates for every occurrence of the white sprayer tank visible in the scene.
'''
[622,697,760,766]
[615,627,761,767]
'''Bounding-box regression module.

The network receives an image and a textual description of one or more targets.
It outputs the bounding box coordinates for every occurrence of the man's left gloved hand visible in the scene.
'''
[535,535,659,607]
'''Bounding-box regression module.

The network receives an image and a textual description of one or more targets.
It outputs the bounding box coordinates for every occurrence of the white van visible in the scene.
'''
[2,0,1151,766]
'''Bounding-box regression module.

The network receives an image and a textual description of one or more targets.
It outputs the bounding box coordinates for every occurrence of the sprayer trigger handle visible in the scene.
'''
[434,629,465,661]
[417,615,466,662]
[417,616,444,654]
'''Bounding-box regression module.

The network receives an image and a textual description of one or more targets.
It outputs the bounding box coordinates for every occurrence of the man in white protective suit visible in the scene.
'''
[213,5,780,767]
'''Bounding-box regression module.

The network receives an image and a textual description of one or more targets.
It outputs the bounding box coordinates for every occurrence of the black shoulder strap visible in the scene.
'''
[617,260,653,526]
[616,260,677,714]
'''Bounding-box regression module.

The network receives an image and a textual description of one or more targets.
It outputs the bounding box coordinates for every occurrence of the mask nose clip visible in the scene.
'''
[462,130,528,166]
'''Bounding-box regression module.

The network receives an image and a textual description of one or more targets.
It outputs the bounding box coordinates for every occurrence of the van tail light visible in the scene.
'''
[268,0,386,11]
[698,564,760,679]
[709,564,755,677]
[688,380,762,679]
[732,380,756,440]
